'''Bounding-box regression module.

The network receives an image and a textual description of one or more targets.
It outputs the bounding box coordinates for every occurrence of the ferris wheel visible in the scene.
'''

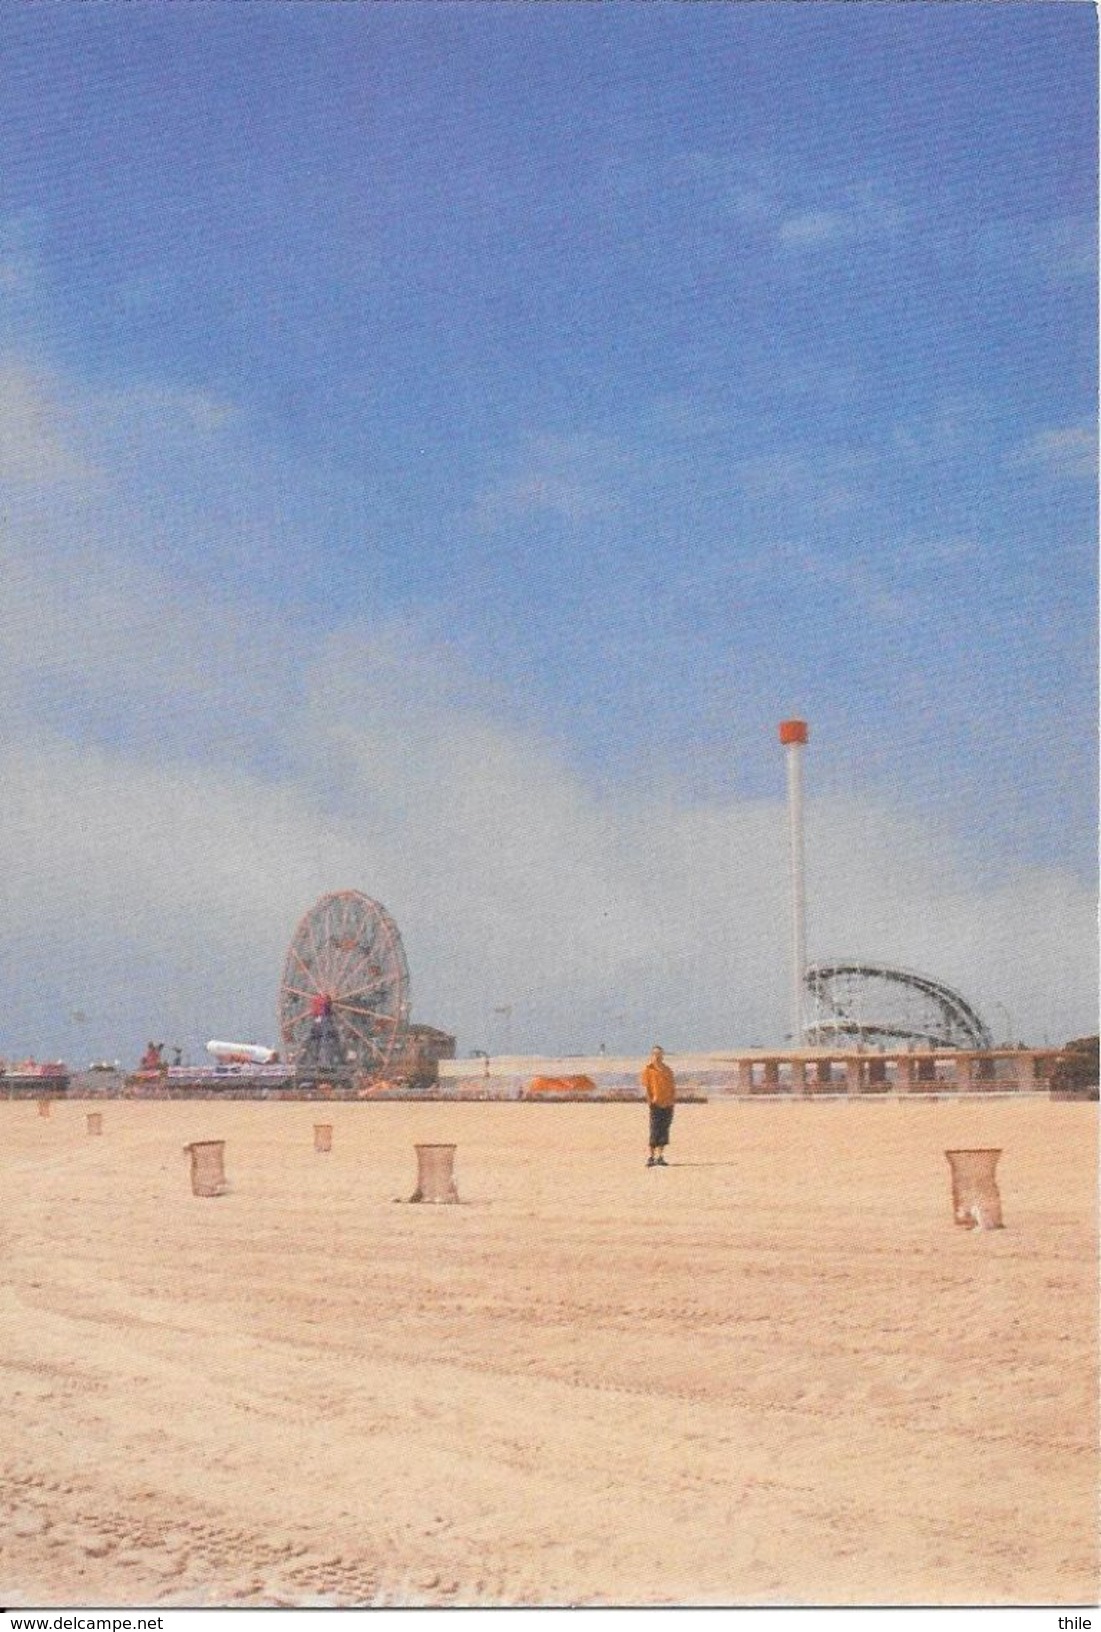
[279,891,411,1079]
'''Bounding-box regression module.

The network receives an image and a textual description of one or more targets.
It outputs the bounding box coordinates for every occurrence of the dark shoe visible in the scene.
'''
[646,1156,656,1167]
[655,1156,668,1166]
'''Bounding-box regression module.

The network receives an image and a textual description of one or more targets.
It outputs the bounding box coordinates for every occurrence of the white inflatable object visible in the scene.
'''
[205,1040,278,1065]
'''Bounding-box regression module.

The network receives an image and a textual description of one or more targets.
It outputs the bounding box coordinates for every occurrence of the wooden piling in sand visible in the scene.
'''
[185,1140,228,1197]
[410,1143,459,1204]
[945,1148,1004,1229]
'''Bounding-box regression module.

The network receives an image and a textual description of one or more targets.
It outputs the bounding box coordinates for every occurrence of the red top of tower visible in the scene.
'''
[779,720,808,745]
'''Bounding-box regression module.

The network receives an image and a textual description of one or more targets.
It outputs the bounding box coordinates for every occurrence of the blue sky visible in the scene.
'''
[0,4,1095,1060]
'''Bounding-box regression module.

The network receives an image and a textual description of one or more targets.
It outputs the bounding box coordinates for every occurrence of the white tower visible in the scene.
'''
[779,720,809,1045]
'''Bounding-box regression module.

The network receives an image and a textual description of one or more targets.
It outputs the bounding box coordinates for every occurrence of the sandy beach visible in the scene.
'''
[1,1095,1096,1607]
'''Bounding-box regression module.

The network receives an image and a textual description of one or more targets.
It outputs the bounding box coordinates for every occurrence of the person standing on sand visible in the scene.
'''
[642,1045,676,1167]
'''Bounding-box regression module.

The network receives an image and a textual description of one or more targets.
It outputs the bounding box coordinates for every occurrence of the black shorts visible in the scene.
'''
[649,1103,674,1147]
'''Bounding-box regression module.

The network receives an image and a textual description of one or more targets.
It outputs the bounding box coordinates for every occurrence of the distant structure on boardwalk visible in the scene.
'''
[391,1024,457,1087]
[804,963,993,1051]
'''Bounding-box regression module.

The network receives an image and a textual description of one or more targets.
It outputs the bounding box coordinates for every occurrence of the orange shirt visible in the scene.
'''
[641,1059,676,1107]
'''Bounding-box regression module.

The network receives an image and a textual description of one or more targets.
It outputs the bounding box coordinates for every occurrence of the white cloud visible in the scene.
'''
[0,356,1093,1065]
[1031,216,1098,284]
[0,363,93,483]
[101,383,239,436]
[3,658,1092,1062]
[737,448,870,516]
[1011,425,1098,482]
[981,216,1098,287]
[787,534,983,622]
[778,210,849,248]
[776,183,904,252]
[662,150,776,225]
[471,432,627,528]
[619,152,905,258]
[921,536,978,566]
[890,397,997,466]
[474,471,609,528]
[0,255,30,292]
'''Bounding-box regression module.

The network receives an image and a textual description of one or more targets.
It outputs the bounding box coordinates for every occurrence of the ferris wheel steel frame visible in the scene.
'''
[279,891,411,1082]
[804,961,993,1051]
